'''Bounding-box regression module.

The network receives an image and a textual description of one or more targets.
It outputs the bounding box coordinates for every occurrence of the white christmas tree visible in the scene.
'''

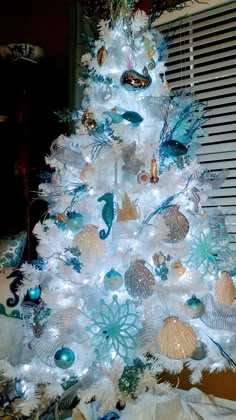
[1,2,236,418]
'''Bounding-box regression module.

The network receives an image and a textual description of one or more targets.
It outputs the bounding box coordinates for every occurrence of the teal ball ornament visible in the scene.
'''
[15,379,28,398]
[27,286,41,301]
[190,341,208,360]
[66,212,84,232]
[54,347,75,369]
[185,295,204,319]
[104,269,123,291]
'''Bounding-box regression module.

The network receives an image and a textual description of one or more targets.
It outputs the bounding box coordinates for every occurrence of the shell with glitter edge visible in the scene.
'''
[72,224,105,263]
[124,259,155,299]
[214,270,235,306]
[160,206,189,243]
[157,316,197,359]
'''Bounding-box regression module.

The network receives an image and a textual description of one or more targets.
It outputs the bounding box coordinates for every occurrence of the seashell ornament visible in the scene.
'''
[214,270,235,306]
[124,259,155,299]
[171,260,186,278]
[72,224,105,263]
[97,46,107,66]
[160,206,189,243]
[157,316,197,359]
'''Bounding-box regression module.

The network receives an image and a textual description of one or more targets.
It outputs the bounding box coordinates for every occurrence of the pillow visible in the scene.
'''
[0,267,23,319]
[0,231,27,267]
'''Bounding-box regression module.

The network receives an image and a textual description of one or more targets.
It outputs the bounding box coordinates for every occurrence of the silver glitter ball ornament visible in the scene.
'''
[124,259,155,299]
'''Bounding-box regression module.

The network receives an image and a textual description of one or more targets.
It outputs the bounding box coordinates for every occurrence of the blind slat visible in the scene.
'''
[199,133,236,144]
[197,142,236,154]
[166,58,236,81]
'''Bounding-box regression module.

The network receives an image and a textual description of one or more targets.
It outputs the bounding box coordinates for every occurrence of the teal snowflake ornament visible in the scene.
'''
[186,228,234,277]
[87,295,140,362]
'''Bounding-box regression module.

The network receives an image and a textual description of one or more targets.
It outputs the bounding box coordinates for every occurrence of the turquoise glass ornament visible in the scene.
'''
[104,269,123,291]
[119,358,148,398]
[87,295,140,362]
[120,70,152,91]
[98,192,115,239]
[66,212,84,232]
[185,295,204,319]
[54,347,75,369]
[122,111,143,125]
[190,341,208,360]
[161,140,188,157]
[27,286,41,301]
[15,379,29,398]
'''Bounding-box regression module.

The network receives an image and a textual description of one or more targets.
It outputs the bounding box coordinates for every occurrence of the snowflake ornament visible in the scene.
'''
[186,227,234,277]
[87,295,140,362]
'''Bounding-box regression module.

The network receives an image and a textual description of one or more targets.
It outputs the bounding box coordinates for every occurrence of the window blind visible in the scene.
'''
[156,1,236,250]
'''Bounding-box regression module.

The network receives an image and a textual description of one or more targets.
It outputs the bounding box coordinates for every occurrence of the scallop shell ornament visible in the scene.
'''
[124,259,155,299]
[157,316,197,359]
[161,206,189,243]
[214,270,235,306]
[72,224,105,264]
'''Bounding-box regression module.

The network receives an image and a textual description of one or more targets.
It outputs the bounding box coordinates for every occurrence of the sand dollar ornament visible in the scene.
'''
[124,259,155,299]
[161,206,189,243]
[104,269,123,291]
[157,316,197,359]
[72,224,105,263]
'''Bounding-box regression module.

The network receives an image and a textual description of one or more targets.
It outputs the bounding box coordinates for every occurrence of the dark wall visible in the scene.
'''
[0,0,73,252]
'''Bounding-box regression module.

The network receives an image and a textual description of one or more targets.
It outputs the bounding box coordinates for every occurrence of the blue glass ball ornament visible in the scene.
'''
[15,379,28,398]
[185,295,205,319]
[98,412,120,420]
[190,341,208,360]
[161,140,188,157]
[54,347,75,369]
[120,70,152,91]
[66,212,84,232]
[27,286,41,301]
[104,269,123,291]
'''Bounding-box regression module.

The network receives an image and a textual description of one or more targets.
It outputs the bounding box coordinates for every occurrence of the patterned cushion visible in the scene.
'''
[0,231,27,267]
[0,267,23,319]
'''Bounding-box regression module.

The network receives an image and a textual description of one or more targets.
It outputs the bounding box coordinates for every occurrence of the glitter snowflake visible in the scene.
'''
[186,228,234,277]
[87,295,140,362]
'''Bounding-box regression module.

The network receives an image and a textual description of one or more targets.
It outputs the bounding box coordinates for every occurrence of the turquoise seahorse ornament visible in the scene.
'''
[98,192,115,239]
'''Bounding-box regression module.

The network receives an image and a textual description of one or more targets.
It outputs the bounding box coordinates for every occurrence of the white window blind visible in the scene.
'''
[156,1,236,250]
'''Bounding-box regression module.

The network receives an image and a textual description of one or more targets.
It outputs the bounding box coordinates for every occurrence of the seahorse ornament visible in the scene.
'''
[98,192,116,239]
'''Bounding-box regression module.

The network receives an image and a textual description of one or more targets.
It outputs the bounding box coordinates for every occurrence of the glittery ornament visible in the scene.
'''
[185,295,205,319]
[150,157,159,183]
[161,206,189,243]
[119,358,148,398]
[214,271,235,306]
[201,294,236,332]
[120,69,152,91]
[161,140,188,157]
[190,341,208,360]
[104,269,123,291]
[81,109,96,131]
[157,316,197,359]
[137,170,150,184]
[66,212,84,232]
[72,224,105,263]
[124,259,155,299]
[54,347,75,369]
[97,46,108,66]
[27,286,41,301]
